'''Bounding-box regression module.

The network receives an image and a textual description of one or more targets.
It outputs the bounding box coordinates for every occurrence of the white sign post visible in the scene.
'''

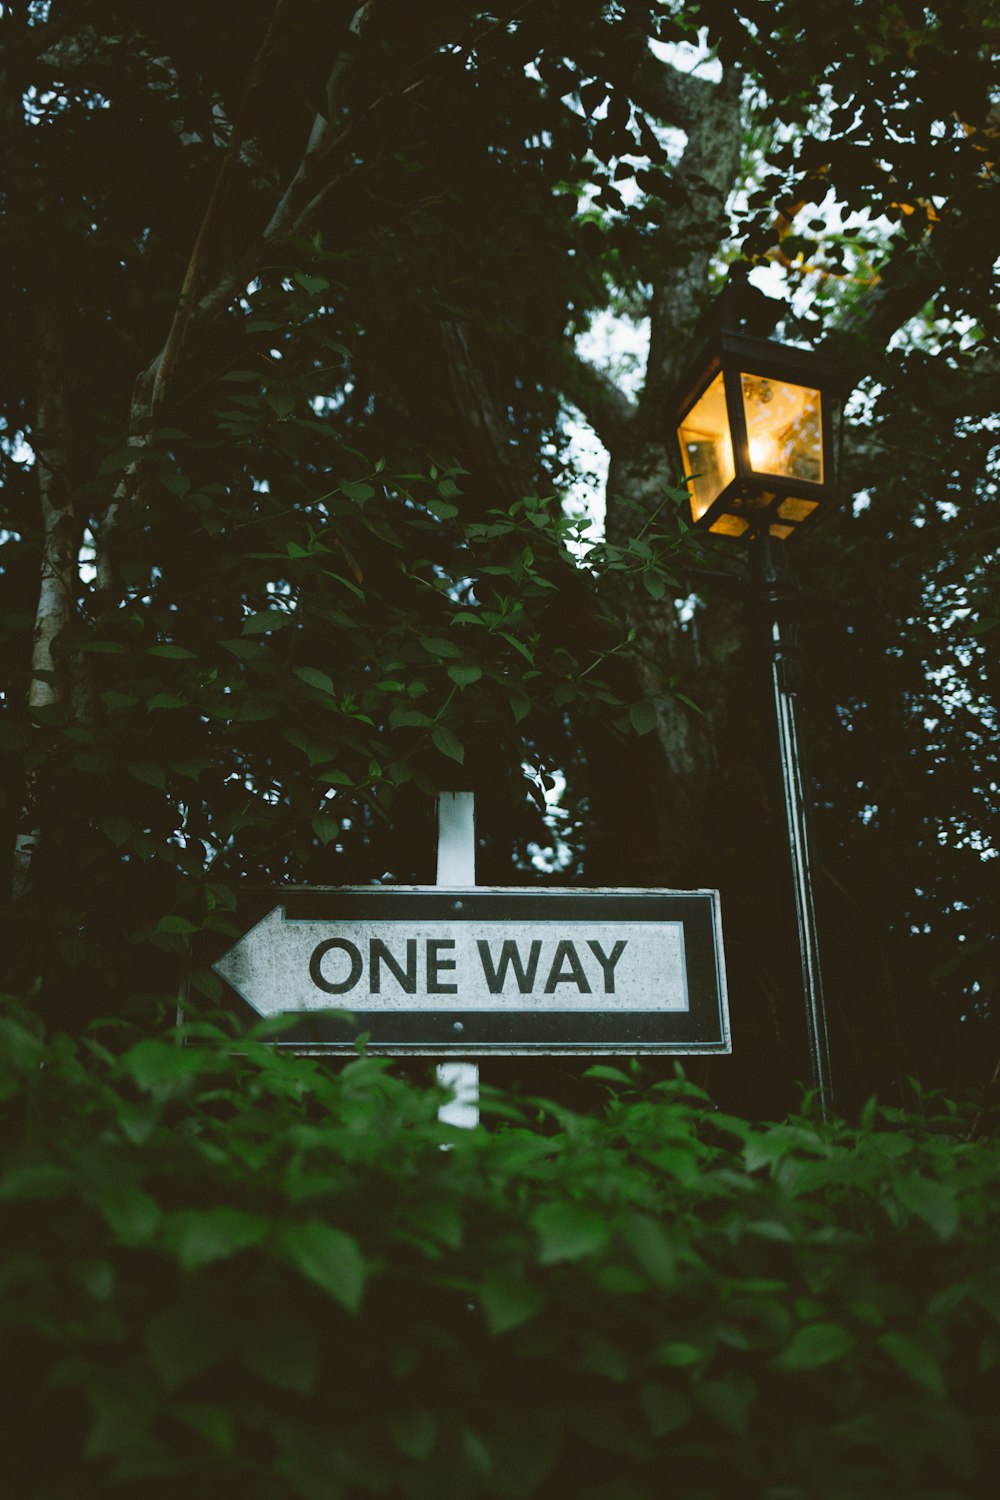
[434,792,480,1128]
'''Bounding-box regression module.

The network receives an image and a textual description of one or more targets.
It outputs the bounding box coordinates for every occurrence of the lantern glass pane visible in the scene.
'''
[741,374,823,483]
[678,372,735,520]
[710,513,748,537]
[777,496,819,522]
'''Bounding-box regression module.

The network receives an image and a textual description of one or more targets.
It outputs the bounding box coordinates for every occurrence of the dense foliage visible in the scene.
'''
[3,997,999,1499]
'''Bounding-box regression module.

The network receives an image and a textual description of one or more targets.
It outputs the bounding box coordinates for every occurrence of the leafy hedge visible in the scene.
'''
[2,1000,998,1500]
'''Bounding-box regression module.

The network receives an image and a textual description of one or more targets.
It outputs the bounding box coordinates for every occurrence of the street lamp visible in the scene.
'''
[675,328,837,541]
[674,313,839,1111]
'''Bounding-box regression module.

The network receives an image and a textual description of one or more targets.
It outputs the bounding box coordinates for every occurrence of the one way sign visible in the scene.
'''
[211,887,730,1055]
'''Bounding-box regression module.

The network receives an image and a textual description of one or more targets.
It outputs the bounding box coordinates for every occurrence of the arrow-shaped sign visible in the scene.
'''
[208,887,730,1055]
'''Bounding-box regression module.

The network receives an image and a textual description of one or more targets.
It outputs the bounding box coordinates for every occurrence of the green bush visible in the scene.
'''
[2,999,998,1500]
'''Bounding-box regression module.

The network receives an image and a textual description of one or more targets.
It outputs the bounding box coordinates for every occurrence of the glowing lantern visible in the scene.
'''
[675,330,837,542]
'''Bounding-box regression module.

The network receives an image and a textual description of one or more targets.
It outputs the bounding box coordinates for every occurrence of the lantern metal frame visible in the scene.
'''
[674,328,839,543]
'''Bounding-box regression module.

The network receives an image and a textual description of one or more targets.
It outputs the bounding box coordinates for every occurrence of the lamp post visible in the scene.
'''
[673,308,838,1111]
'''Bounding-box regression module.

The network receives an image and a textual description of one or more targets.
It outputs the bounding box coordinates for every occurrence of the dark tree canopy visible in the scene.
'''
[1,0,997,1113]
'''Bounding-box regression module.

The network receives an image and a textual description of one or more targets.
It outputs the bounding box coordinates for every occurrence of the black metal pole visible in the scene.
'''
[749,526,834,1112]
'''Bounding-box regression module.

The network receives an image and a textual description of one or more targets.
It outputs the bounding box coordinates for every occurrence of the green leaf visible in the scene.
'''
[578,1333,629,1383]
[97,447,139,476]
[432,725,465,764]
[128,760,167,788]
[447,664,483,688]
[341,480,375,505]
[76,1258,115,1300]
[390,706,434,729]
[653,1341,702,1368]
[622,1212,675,1289]
[147,1302,229,1390]
[404,1197,464,1250]
[0,1159,75,1200]
[696,1377,755,1436]
[121,1038,208,1095]
[877,1331,946,1397]
[676,692,705,716]
[420,636,462,659]
[774,1322,855,1371]
[285,728,337,766]
[895,1173,959,1240]
[531,1202,610,1264]
[85,1389,151,1460]
[640,1384,692,1436]
[265,388,296,418]
[325,570,366,600]
[174,1404,234,1453]
[156,913,197,937]
[584,1064,634,1086]
[163,1207,269,1271]
[241,1309,321,1394]
[629,701,658,736]
[243,610,293,635]
[479,1272,545,1335]
[388,1408,437,1461]
[294,665,335,695]
[499,631,534,662]
[160,470,191,497]
[117,1102,161,1147]
[94,1184,161,1245]
[276,1222,366,1313]
[147,644,198,659]
[312,812,340,846]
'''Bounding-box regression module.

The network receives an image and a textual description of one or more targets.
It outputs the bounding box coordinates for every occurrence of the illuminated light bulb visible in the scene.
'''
[748,433,777,471]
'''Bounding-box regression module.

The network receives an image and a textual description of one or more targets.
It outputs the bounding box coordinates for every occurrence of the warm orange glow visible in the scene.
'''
[748,433,778,471]
[741,374,823,483]
[677,372,735,521]
[709,513,748,537]
[777,496,820,523]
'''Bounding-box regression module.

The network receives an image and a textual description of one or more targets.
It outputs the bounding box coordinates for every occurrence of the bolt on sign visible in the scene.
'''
[211,887,731,1055]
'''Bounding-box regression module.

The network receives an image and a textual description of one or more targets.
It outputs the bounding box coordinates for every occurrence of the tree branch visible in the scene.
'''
[150,0,293,413]
[824,182,1000,384]
[439,317,534,505]
[642,61,744,418]
[15,306,79,898]
[94,0,375,598]
[28,306,76,710]
[562,349,638,449]
[632,51,723,134]
[257,0,377,246]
